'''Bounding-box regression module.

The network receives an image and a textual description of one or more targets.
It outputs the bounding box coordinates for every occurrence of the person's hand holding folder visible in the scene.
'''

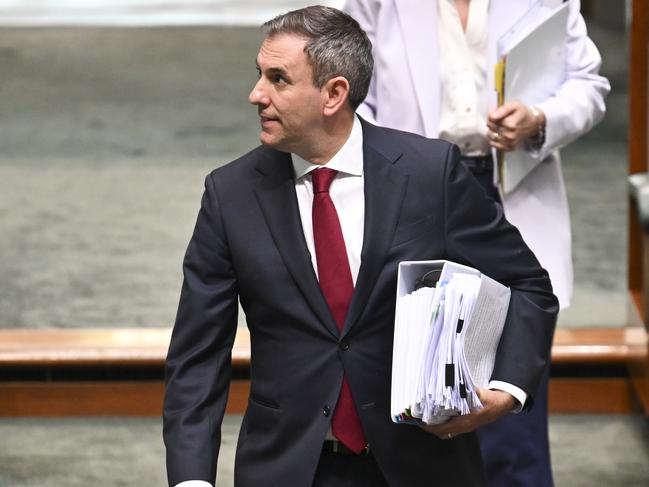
[487,101,546,153]
[420,388,516,440]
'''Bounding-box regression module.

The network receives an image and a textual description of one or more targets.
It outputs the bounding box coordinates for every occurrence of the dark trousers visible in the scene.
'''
[312,449,389,487]
[463,156,554,487]
[477,365,553,487]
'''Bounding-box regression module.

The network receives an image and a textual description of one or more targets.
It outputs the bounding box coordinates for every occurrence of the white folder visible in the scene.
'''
[494,1,569,194]
[391,260,511,426]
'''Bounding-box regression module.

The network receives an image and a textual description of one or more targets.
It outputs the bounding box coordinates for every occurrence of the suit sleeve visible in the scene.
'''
[163,173,239,486]
[533,0,610,160]
[441,144,559,405]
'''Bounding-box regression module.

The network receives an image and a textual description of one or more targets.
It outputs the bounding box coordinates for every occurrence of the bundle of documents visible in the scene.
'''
[391,260,511,426]
[493,0,569,194]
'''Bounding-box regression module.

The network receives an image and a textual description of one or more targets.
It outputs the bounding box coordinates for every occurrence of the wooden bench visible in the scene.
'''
[0,326,647,416]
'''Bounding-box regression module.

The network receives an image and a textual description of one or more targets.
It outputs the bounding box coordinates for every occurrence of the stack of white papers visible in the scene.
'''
[391,260,511,426]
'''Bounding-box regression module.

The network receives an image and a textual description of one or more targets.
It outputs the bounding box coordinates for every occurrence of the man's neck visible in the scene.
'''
[297,112,356,165]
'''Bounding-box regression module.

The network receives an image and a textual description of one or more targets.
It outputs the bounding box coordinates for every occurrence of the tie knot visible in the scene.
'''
[311,168,338,194]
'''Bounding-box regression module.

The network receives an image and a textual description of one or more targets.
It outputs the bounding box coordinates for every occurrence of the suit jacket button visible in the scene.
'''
[323,405,331,417]
[340,341,350,351]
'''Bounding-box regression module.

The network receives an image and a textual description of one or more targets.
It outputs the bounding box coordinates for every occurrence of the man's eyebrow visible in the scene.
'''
[256,64,289,76]
[268,67,289,76]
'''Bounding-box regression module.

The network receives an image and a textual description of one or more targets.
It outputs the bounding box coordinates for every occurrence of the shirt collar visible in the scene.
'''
[292,115,364,180]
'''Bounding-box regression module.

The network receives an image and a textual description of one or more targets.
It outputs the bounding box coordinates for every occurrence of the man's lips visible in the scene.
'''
[259,114,280,127]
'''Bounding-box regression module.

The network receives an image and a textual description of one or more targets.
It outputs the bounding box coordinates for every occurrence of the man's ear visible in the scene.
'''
[322,76,351,116]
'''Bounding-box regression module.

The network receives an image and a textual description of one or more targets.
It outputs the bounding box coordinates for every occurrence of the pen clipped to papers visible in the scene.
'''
[391,260,511,426]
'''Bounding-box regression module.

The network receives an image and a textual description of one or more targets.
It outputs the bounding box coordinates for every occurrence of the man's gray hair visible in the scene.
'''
[262,5,373,110]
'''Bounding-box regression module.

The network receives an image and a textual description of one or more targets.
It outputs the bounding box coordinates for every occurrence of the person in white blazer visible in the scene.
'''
[343,0,610,486]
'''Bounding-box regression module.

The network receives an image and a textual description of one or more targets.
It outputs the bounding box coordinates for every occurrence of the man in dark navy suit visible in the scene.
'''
[163,6,558,487]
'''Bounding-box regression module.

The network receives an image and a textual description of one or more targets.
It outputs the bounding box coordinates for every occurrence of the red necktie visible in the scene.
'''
[311,167,367,454]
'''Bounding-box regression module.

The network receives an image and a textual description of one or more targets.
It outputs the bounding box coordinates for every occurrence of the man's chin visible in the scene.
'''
[259,133,287,151]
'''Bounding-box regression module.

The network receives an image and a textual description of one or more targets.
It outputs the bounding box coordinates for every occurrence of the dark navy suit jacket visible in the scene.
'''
[163,119,559,487]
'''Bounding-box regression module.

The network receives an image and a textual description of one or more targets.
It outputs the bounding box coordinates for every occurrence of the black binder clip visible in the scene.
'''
[414,269,442,290]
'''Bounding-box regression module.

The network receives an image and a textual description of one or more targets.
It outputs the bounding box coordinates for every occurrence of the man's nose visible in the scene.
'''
[249,79,267,106]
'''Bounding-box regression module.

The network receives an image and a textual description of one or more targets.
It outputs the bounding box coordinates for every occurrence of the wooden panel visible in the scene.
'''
[0,328,170,366]
[629,355,649,415]
[0,380,250,417]
[551,327,648,364]
[627,292,649,414]
[2,327,647,416]
[629,0,649,302]
[0,377,636,416]
[630,0,649,176]
[0,328,251,368]
[2,326,646,368]
[630,206,645,317]
[631,289,644,319]
[0,382,165,416]
[549,378,637,414]
[225,381,251,414]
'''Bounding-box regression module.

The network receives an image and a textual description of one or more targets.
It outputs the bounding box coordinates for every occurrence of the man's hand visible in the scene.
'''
[420,388,516,440]
[487,101,545,152]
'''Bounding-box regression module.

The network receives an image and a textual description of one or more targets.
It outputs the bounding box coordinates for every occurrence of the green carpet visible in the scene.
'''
[1,415,647,486]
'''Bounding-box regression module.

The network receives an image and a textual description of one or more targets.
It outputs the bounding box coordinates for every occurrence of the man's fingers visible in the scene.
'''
[420,391,517,440]
[420,413,485,439]
[488,104,515,122]
[488,124,522,151]
[489,139,516,152]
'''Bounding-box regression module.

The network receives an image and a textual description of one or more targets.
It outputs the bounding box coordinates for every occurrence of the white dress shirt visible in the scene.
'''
[437,0,491,156]
[292,116,365,284]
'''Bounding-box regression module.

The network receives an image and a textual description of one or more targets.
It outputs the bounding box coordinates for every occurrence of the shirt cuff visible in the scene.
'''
[488,380,527,413]
[174,482,212,487]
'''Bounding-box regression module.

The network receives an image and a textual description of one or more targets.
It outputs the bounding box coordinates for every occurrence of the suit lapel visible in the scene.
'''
[253,149,340,338]
[253,123,408,338]
[343,121,409,335]
[395,0,440,137]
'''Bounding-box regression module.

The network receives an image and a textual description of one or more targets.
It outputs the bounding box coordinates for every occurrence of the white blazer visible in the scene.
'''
[343,0,610,309]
